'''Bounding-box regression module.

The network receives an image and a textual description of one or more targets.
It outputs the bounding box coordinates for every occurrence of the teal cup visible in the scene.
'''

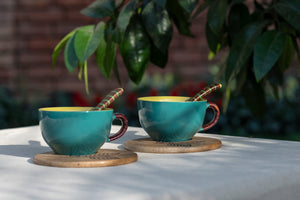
[137,96,220,142]
[39,107,128,155]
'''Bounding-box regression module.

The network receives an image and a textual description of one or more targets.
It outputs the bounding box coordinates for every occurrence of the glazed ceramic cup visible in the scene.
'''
[39,107,128,155]
[137,96,220,142]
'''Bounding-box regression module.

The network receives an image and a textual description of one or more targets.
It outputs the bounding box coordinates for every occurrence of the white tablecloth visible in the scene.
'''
[0,125,300,200]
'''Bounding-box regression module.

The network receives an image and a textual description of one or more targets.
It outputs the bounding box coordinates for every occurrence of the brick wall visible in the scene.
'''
[1,0,216,97]
[0,1,16,87]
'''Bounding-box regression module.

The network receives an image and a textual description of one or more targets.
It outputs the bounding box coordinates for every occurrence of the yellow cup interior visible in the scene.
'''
[138,96,191,102]
[39,107,111,112]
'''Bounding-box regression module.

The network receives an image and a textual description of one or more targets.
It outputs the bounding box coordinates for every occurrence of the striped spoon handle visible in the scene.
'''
[187,83,222,102]
[90,88,124,111]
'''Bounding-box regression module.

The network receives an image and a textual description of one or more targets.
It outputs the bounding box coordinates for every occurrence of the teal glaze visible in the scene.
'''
[138,97,210,142]
[39,107,114,155]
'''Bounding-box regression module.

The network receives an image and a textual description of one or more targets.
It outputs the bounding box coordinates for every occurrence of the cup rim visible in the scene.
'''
[137,96,207,102]
[39,107,113,112]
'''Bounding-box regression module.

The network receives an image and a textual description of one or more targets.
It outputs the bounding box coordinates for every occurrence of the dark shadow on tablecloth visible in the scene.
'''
[0,140,50,159]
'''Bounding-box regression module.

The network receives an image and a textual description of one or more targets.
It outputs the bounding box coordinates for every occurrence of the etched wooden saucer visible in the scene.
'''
[33,149,137,168]
[124,136,222,153]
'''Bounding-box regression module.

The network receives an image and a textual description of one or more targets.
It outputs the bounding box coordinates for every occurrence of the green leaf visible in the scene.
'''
[95,33,108,78]
[151,0,167,8]
[96,25,116,79]
[253,30,287,82]
[167,0,194,37]
[177,0,198,14]
[205,22,221,53]
[226,21,266,82]
[222,84,231,113]
[274,0,300,31]
[191,1,209,19]
[113,61,121,85]
[269,82,280,100]
[115,0,138,42]
[120,17,151,84]
[277,35,295,72]
[74,24,104,63]
[242,71,266,117]
[150,43,168,68]
[291,37,300,76]
[235,66,248,93]
[64,32,79,73]
[207,0,228,36]
[87,23,105,61]
[142,1,173,53]
[105,20,120,43]
[266,64,284,87]
[208,51,215,60]
[52,29,77,68]
[78,62,83,80]
[81,0,115,18]
[228,3,250,43]
[103,34,117,79]
[83,61,89,94]
[74,25,94,62]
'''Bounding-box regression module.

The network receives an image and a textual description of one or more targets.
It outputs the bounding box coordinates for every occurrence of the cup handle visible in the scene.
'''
[202,103,220,131]
[108,113,128,141]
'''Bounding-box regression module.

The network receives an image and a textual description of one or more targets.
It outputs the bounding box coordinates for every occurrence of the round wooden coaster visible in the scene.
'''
[124,136,222,153]
[33,149,137,168]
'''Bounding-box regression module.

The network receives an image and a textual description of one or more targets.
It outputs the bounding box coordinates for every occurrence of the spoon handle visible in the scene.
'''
[187,83,222,102]
[90,88,124,111]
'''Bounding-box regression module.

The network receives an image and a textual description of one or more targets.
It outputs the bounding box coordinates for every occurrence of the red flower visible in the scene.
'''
[149,88,158,96]
[216,98,223,108]
[127,92,137,108]
[169,88,180,96]
[93,95,103,106]
[72,92,89,107]
[198,81,207,90]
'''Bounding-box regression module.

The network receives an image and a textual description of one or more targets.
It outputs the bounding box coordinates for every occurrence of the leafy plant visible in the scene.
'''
[52,0,300,115]
[216,0,300,116]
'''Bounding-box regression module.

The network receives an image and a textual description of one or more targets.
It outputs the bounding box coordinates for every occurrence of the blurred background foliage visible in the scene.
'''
[1,70,299,141]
